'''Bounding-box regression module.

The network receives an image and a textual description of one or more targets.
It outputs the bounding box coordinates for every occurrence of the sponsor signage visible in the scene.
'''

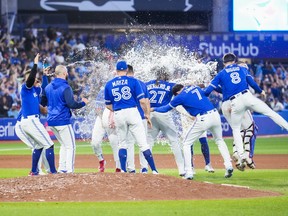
[18,0,212,12]
[0,114,287,140]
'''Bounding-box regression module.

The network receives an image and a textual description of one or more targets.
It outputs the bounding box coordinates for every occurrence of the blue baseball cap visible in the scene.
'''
[116,61,128,71]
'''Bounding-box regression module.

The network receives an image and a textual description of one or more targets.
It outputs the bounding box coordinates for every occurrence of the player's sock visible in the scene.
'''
[143,149,157,172]
[190,145,194,167]
[32,148,43,173]
[199,137,210,165]
[45,145,57,173]
[118,148,127,172]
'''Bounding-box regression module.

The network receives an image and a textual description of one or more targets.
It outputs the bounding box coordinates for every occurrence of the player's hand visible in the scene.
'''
[150,108,154,112]
[82,97,89,104]
[260,90,266,100]
[40,105,47,115]
[109,112,115,128]
[146,115,152,128]
[34,53,40,64]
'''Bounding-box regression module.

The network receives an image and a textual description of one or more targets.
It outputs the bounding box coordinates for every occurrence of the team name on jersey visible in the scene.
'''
[147,84,171,91]
[112,79,128,87]
[225,66,240,73]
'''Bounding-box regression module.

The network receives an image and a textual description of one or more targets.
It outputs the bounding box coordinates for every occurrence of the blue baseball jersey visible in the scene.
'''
[105,75,145,111]
[136,78,149,119]
[205,64,262,101]
[20,84,41,118]
[154,85,215,116]
[145,80,175,107]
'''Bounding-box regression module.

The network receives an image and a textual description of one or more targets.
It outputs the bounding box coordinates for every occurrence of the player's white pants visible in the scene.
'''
[91,108,120,169]
[20,116,54,149]
[114,107,150,152]
[50,124,75,173]
[147,111,185,175]
[15,120,50,173]
[182,110,232,175]
[229,90,288,160]
[222,100,255,159]
[126,119,148,171]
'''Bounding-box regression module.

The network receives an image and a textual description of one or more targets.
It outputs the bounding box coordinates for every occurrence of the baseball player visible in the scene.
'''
[152,84,233,180]
[20,53,57,175]
[205,53,288,169]
[126,64,149,173]
[219,61,258,171]
[43,65,88,173]
[104,60,158,174]
[90,87,121,172]
[145,66,185,176]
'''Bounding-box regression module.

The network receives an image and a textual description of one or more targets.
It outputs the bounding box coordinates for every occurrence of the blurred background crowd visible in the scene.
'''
[0,27,287,118]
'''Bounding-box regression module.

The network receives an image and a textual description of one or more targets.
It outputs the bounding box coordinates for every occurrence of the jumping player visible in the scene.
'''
[43,65,88,173]
[152,84,233,180]
[104,60,158,174]
[205,53,288,169]
[145,66,185,176]
[20,53,57,175]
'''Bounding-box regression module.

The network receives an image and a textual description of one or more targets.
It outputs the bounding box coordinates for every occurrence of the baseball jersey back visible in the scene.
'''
[105,75,145,111]
[20,84,41,118]
[145,80,175,107]
[170,85,215,116]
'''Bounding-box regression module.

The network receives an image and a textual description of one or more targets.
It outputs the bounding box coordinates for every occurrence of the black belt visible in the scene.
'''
[230,90,248,101]
[199,108,217,116]
[114,107,136,112]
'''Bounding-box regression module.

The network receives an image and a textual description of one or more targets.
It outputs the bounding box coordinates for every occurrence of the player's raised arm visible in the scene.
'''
[25,53,40,88]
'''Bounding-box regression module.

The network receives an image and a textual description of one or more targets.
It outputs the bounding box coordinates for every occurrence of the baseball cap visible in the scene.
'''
[116,61,128,71]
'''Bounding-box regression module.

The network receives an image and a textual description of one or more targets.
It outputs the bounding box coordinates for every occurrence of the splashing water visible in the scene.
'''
[68,36,218,140]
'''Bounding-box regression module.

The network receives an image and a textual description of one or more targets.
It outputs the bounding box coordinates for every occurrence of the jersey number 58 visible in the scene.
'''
[112,87,132,101]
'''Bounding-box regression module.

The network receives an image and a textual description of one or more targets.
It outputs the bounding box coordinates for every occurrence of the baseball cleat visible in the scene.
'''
[183,172,193,180]
[205,164,215,173]
[128,170,136,173]
[235,162,246,171]
[141,168,148,174]
[224,168,234,178]
[243,158,256,169]
[28,171,39,176]
[99,160,106,172]
[115,168,121,172]
[152,170,159,175]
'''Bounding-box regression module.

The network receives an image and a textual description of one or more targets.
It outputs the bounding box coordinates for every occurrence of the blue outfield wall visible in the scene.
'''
[0,113,287,141]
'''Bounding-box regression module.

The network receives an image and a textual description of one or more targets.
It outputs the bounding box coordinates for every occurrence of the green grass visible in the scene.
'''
[0,137,287,215]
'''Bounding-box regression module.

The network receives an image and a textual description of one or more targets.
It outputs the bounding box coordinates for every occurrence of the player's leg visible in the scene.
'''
[199,132,214,173]
[248,95,288,130]
[114,109,129,172]
[159,112,185,176]
[127,108,158,173]
[139,119,149,173]
[182,119,205,180]
[241,110,257,169]
[208,112,233,178]
[126,130,136,173]
[91,115,106,172]
[21,118,56,174]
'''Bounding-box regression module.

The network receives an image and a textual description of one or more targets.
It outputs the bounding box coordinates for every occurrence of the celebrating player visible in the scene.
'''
[43,65,88,173]
[20,53,57,176]
[145,66,185,176]
[152,84,233,180]
[205,53,288,169]
[125,64,150,173]
[104,60,158,174]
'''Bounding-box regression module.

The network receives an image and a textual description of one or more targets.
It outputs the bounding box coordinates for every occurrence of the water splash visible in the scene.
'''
[67,35,218,140]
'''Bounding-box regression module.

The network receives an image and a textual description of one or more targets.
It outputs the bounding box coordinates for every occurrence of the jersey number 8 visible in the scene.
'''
[112,86,132,101]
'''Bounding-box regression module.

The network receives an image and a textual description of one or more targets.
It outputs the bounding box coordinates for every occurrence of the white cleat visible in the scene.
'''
[152,170,159,175]
[182,172,193,180]
[205,164,215,173]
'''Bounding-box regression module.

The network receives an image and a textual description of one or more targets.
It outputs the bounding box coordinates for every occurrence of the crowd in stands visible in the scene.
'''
[0,27,288,118]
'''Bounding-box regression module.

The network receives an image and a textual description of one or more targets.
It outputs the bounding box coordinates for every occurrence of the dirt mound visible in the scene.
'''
[0,173,280,202]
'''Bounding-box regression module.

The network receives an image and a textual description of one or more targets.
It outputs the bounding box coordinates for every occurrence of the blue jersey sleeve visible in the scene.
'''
[246,75,262,94]
[104,83,112,105]
[204,73,221,96]
[153,104,173,113]
[135,80,145,100]
[64,87,86,109]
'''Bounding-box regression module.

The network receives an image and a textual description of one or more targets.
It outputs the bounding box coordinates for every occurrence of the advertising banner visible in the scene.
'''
[0,114,287,140]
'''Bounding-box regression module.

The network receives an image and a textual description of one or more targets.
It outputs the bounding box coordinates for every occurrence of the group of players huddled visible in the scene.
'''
[17,52,288,180]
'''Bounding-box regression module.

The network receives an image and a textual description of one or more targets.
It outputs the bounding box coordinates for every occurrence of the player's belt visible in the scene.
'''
[199,108,217,116]
[22,114,39,119]
[229,90,249,101]
[114,107,136,111]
